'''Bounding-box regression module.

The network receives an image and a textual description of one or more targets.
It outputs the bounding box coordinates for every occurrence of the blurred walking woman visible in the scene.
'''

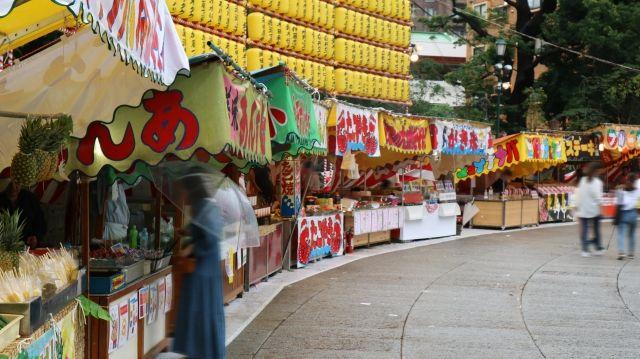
[616,173,640,260]
[575,163,604,257]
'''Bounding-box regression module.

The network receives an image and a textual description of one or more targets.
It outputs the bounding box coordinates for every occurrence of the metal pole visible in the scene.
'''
[496,83,502,135]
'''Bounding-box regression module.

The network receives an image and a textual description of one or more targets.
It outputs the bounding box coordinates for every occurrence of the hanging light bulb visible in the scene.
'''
[410,44,419,62]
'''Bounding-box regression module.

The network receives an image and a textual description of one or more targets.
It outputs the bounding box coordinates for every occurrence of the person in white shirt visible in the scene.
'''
[575,162,604,257]
[616,172,640,260]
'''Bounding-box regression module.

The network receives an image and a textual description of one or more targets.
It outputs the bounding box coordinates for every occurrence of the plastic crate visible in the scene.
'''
[0,314,22,352]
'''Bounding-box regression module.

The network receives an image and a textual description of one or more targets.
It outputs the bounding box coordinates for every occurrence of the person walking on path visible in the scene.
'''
[615,173,640,260]
[575,162,604,257]
[173,170,226,359]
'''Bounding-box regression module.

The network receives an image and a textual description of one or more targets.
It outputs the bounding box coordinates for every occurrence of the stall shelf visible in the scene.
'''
[247,223,284,285]
[89,266,173,359]
[471,198,539,229]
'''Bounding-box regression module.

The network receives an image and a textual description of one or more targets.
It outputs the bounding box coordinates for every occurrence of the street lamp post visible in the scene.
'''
[493,39,511,135]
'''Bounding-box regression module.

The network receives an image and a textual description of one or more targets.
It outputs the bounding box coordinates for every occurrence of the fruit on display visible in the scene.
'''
[0,210,25,272]
[10,115,72,187]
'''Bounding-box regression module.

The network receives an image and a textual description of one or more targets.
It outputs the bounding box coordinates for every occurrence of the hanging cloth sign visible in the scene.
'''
[379,112,431,154]
[65,59,271,177]
[313,101,330,151]
[564,134,599,162]
[255,69,325,160]
[330,102,381,157]
[429,119,491,155]
[454,133,567,182]
[47,0,189,85]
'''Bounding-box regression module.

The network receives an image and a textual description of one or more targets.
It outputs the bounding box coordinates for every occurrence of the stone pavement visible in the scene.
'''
[227,223,640,358]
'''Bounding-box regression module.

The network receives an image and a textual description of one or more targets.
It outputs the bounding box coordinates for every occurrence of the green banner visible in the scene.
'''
[66,59,271,177]
[257,70,326,160]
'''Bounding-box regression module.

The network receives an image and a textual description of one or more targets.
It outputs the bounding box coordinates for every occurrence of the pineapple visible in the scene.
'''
[42,115,72,180]
[0,209,25,272]
[11,118,45,187]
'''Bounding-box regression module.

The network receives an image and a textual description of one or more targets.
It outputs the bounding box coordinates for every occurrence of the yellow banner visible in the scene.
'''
[379,112,431,155]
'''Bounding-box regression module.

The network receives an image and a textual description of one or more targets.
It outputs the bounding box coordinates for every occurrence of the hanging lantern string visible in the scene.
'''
[0,110,67,120]
[206,42,272,97]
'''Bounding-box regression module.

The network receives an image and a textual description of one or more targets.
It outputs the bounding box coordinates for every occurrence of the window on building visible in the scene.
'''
[473,3,488,18]
[528,0,541,9]
[493,5,508,19]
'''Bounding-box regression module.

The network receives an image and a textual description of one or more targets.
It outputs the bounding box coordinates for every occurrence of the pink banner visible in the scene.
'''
[335,103,380,157]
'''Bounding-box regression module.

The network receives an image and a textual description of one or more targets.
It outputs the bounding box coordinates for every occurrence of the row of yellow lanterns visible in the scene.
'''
[334,7,411,47]
[247,13,334,60]
[168,0,247,37]
[336,0,411,21]
[247,0,335,30]
[175,24,248,68]
[335,69,410,102]
[247,48,335,91]
[335,38,410,75]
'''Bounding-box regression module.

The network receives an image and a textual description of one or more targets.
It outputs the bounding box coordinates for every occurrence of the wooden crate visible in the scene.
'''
[369,230,391,245]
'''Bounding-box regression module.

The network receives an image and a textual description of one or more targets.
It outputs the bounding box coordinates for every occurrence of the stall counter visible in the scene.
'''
[247,223,284,286]
[89,266,173,359]
[394,202,458,241]
[471,198,539,229]
[344,207,402,247]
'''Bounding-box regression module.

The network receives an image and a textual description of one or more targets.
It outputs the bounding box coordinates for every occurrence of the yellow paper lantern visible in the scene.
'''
[247,13,264,43]
[335,69,348,93]
[247,48,263,71]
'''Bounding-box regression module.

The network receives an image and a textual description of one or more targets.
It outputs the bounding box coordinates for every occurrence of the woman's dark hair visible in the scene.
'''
[253,167,275,203]
[584,162,600,182]
[180,167,211,203]
[624,172,638,191]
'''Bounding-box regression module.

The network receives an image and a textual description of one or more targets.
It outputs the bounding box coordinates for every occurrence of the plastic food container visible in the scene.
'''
[0,314,23,352]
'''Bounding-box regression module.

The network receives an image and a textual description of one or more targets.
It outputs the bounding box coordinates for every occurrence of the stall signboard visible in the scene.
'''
[255,69,325,159]
[330,102,381,157]
[454,134,567,182]
[594,125,640,153]
[279,158,301,217]
[0,0,189,85]
[564,134,599,162]
[15,307,78,359]
[379,112,431,154]
[66,60,271,177]
[296,213,344,268]
[429,120,491,155]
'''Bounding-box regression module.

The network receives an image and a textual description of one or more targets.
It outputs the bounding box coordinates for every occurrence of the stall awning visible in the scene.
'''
[592,124,640,153]
[253,65,326,160]
[65,56,272,177]
[1,0,189,85]
[454,133,567,182]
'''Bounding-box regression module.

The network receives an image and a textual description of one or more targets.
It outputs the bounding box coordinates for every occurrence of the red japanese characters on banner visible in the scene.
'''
[278,159,301,217]
[334,103,380,157]
[224,74,269,156]
[76,89,198,166]
[296,213,344,267]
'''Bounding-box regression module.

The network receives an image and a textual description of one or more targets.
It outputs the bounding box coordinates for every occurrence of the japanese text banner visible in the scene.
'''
[379,112,431,154]
[331,102,381,157]
[258,71,325,159]
[429,119,491,155]
[65,60,271,177]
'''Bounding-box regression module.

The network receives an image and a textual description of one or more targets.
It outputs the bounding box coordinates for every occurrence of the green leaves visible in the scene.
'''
[76,295,112,321]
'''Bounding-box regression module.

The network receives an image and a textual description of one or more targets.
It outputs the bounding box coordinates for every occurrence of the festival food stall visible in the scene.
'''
[591,124,640,217]
[253,65,335,269]
[389,118,491,240]
[455,133,567,230]
[58,55,270,357]
[0,0,190,357]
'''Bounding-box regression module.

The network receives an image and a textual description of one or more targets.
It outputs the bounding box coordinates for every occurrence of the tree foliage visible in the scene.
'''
[539,0,640,129]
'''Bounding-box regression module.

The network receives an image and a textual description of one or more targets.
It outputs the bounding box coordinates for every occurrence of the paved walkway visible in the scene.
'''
[227,223,640,358]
